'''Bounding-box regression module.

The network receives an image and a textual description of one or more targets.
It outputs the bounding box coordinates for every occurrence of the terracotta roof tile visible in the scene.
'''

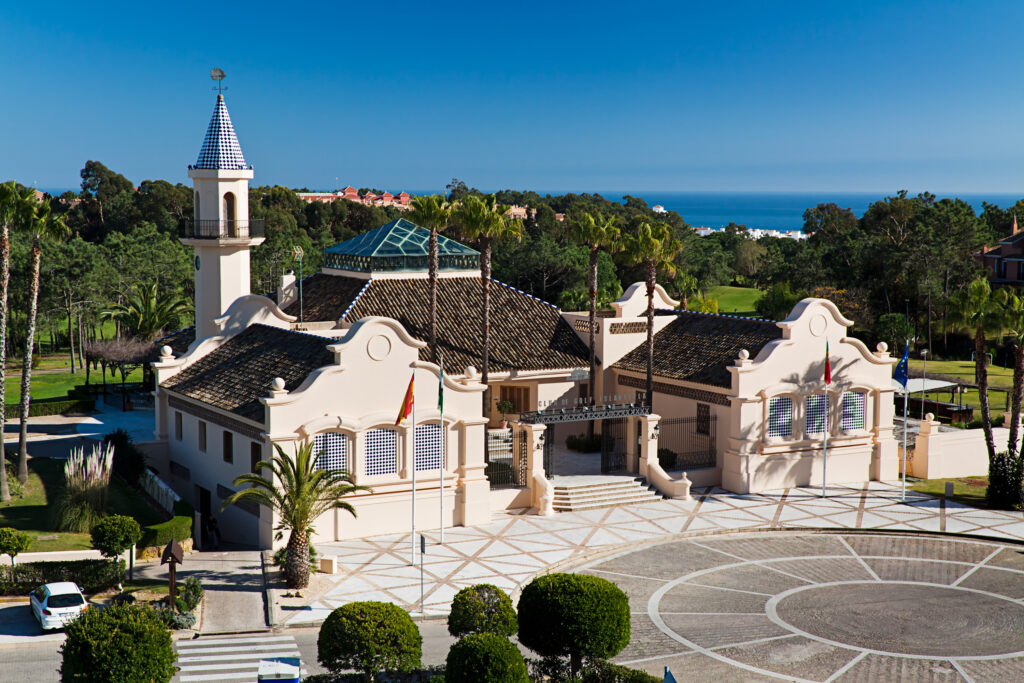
[161,324,334,422]
[613,312,782,388]
[346,277,589,372]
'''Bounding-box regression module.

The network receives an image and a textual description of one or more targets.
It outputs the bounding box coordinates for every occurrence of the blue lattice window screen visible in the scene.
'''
[842,392,866,431]
[313,432,347,472]
[365,429,397,476]
[415,423,443,471]
[767,397,793,438]
[805,394,828,435]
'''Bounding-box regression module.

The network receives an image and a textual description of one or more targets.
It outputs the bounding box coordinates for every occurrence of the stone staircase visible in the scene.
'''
[551,476,663,512]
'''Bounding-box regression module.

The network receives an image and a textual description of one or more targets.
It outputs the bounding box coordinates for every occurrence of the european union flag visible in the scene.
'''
[893,346,909,389]
[664,667,678,683]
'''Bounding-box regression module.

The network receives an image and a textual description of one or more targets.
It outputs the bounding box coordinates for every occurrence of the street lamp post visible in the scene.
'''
[920,349,928,420]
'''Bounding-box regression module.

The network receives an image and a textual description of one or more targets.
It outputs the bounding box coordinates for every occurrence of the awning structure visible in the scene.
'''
[891,378,961,394]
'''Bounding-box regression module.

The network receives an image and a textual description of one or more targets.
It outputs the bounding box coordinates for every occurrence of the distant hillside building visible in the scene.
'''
[977,215,1024,286]
[296,187,412,210]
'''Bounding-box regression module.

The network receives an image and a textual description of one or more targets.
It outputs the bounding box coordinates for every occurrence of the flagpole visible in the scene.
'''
[823,392,828,498]
[439,353,445,546]
[411,371,417,566]
[902,339,909,503]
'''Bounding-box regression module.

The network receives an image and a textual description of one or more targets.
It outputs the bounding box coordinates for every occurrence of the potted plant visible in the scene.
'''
[497,400,515,429]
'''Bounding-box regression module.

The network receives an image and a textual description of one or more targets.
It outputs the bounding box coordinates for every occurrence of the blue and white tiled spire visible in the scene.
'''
[194,94,248,170]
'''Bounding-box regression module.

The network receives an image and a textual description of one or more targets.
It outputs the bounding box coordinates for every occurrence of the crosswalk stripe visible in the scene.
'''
[179,670,308,683]
[173,634,303,683]
[176,644,297,656]
[177,635,294,648]
[177,649,300,664]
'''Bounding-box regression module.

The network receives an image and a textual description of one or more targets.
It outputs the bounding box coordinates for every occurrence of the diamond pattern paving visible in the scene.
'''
[279,480,1024,628]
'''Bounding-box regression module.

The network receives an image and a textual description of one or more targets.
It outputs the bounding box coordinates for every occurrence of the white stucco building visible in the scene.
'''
[145,94,900,548]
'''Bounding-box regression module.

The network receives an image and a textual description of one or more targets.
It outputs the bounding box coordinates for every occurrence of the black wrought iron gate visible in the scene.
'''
[601,418,626,473]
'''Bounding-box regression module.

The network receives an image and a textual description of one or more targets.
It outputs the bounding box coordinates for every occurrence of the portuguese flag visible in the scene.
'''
[824,341,831,385]
[396,373,415,425]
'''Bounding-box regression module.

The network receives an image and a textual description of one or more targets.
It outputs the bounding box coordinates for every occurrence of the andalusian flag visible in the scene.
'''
[438,355,444,412]
[824,341,831,385]
[396,373,414,425]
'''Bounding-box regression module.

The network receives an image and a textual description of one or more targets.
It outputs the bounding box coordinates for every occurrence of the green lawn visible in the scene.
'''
[906,359,1013,413]
[3,363,143,404]
[0,456,164,553]
[909,476,1002,511]
[694,286,763,316]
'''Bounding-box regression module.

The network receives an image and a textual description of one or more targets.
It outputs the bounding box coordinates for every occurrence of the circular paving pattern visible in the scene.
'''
[573,531,1024,681]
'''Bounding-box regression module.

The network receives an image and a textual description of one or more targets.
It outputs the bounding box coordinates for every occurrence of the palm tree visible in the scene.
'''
[454,196,523,415]
[222,440,370,588]
[16,196,69,485]
[621,222,681,412]
[407,195,451,363]
[100,282,191,341]
[0,183,35,500]
[945,278,1005,485]
[674,271,700,310]
[994,287,1024,507]
[568,211,619,435]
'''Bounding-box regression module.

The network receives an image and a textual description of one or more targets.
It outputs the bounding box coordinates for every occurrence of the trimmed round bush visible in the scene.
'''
[90,515,142,559]
[317,601,422,679]
[59,604,176,682]
[446,632,528,683]
[448,583,517,637]
[517,573,631,675]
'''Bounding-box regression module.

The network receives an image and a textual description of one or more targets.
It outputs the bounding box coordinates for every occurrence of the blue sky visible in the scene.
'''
[3,1,1024,194]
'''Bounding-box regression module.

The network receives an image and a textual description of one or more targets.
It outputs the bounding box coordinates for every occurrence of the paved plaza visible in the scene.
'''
[582,531,1024,681]
[279,480,1024,626]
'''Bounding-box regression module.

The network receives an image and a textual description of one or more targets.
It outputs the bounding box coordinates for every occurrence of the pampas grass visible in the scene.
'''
[54,443,114,532]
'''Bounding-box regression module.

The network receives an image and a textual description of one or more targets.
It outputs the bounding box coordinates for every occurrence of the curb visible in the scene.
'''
[261,550,276,628]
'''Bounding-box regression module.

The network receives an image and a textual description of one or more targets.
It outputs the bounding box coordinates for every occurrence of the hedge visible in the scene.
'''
[140,500,194,549]
[5,397,95,417]
[59,604,176,682]
[446,633,528,683]
[0,559,125,595]
[518,573,631,676]
[581,660,662,683]
[448,584,518,637]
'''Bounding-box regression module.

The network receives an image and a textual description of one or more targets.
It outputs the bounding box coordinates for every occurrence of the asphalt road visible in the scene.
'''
[0,618,458,682]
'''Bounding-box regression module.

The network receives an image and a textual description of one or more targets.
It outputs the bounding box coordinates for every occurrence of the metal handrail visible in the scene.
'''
[181,219,265,239]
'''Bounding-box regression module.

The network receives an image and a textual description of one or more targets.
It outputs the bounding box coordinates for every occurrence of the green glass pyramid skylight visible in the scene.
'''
[323,218,480,273]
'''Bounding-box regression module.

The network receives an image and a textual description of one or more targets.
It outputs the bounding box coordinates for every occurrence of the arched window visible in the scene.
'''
[365,428,397,476]
[414,423,443,471]
[767,397,793,438]
[313,432,348,472]
[842,392,866,431]
[223,191,236,231]
[805,394,828,435]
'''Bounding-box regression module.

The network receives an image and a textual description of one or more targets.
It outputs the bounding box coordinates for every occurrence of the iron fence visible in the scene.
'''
[658,415,717,469]
[181,219,265,239]
[485,428,528,489]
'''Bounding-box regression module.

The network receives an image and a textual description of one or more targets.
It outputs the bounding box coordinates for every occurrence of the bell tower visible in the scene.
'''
[183,93,264,340]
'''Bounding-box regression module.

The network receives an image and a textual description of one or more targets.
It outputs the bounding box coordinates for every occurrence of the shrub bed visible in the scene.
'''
[0,559,125,595]
[139,499,193,549]
[446,632,528,683]
[5,396,95,417]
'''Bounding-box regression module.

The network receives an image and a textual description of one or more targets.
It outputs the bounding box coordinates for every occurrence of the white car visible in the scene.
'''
[29,582,89,630]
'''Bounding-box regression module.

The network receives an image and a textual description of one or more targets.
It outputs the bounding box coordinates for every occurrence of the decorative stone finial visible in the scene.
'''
[925,412,935,422]
[160,345,172,358]
[877,342,888,353]
[465,365,478,379]
[738,349,750,360]
[272,377,286,391]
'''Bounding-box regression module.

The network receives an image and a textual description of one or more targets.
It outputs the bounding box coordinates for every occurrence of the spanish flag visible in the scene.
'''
[396,373,414,425]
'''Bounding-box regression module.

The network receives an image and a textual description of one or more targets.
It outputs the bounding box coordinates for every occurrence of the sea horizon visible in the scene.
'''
[35,187,1024,233]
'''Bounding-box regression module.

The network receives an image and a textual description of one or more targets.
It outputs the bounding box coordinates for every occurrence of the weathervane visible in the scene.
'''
[210,68,228,95]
